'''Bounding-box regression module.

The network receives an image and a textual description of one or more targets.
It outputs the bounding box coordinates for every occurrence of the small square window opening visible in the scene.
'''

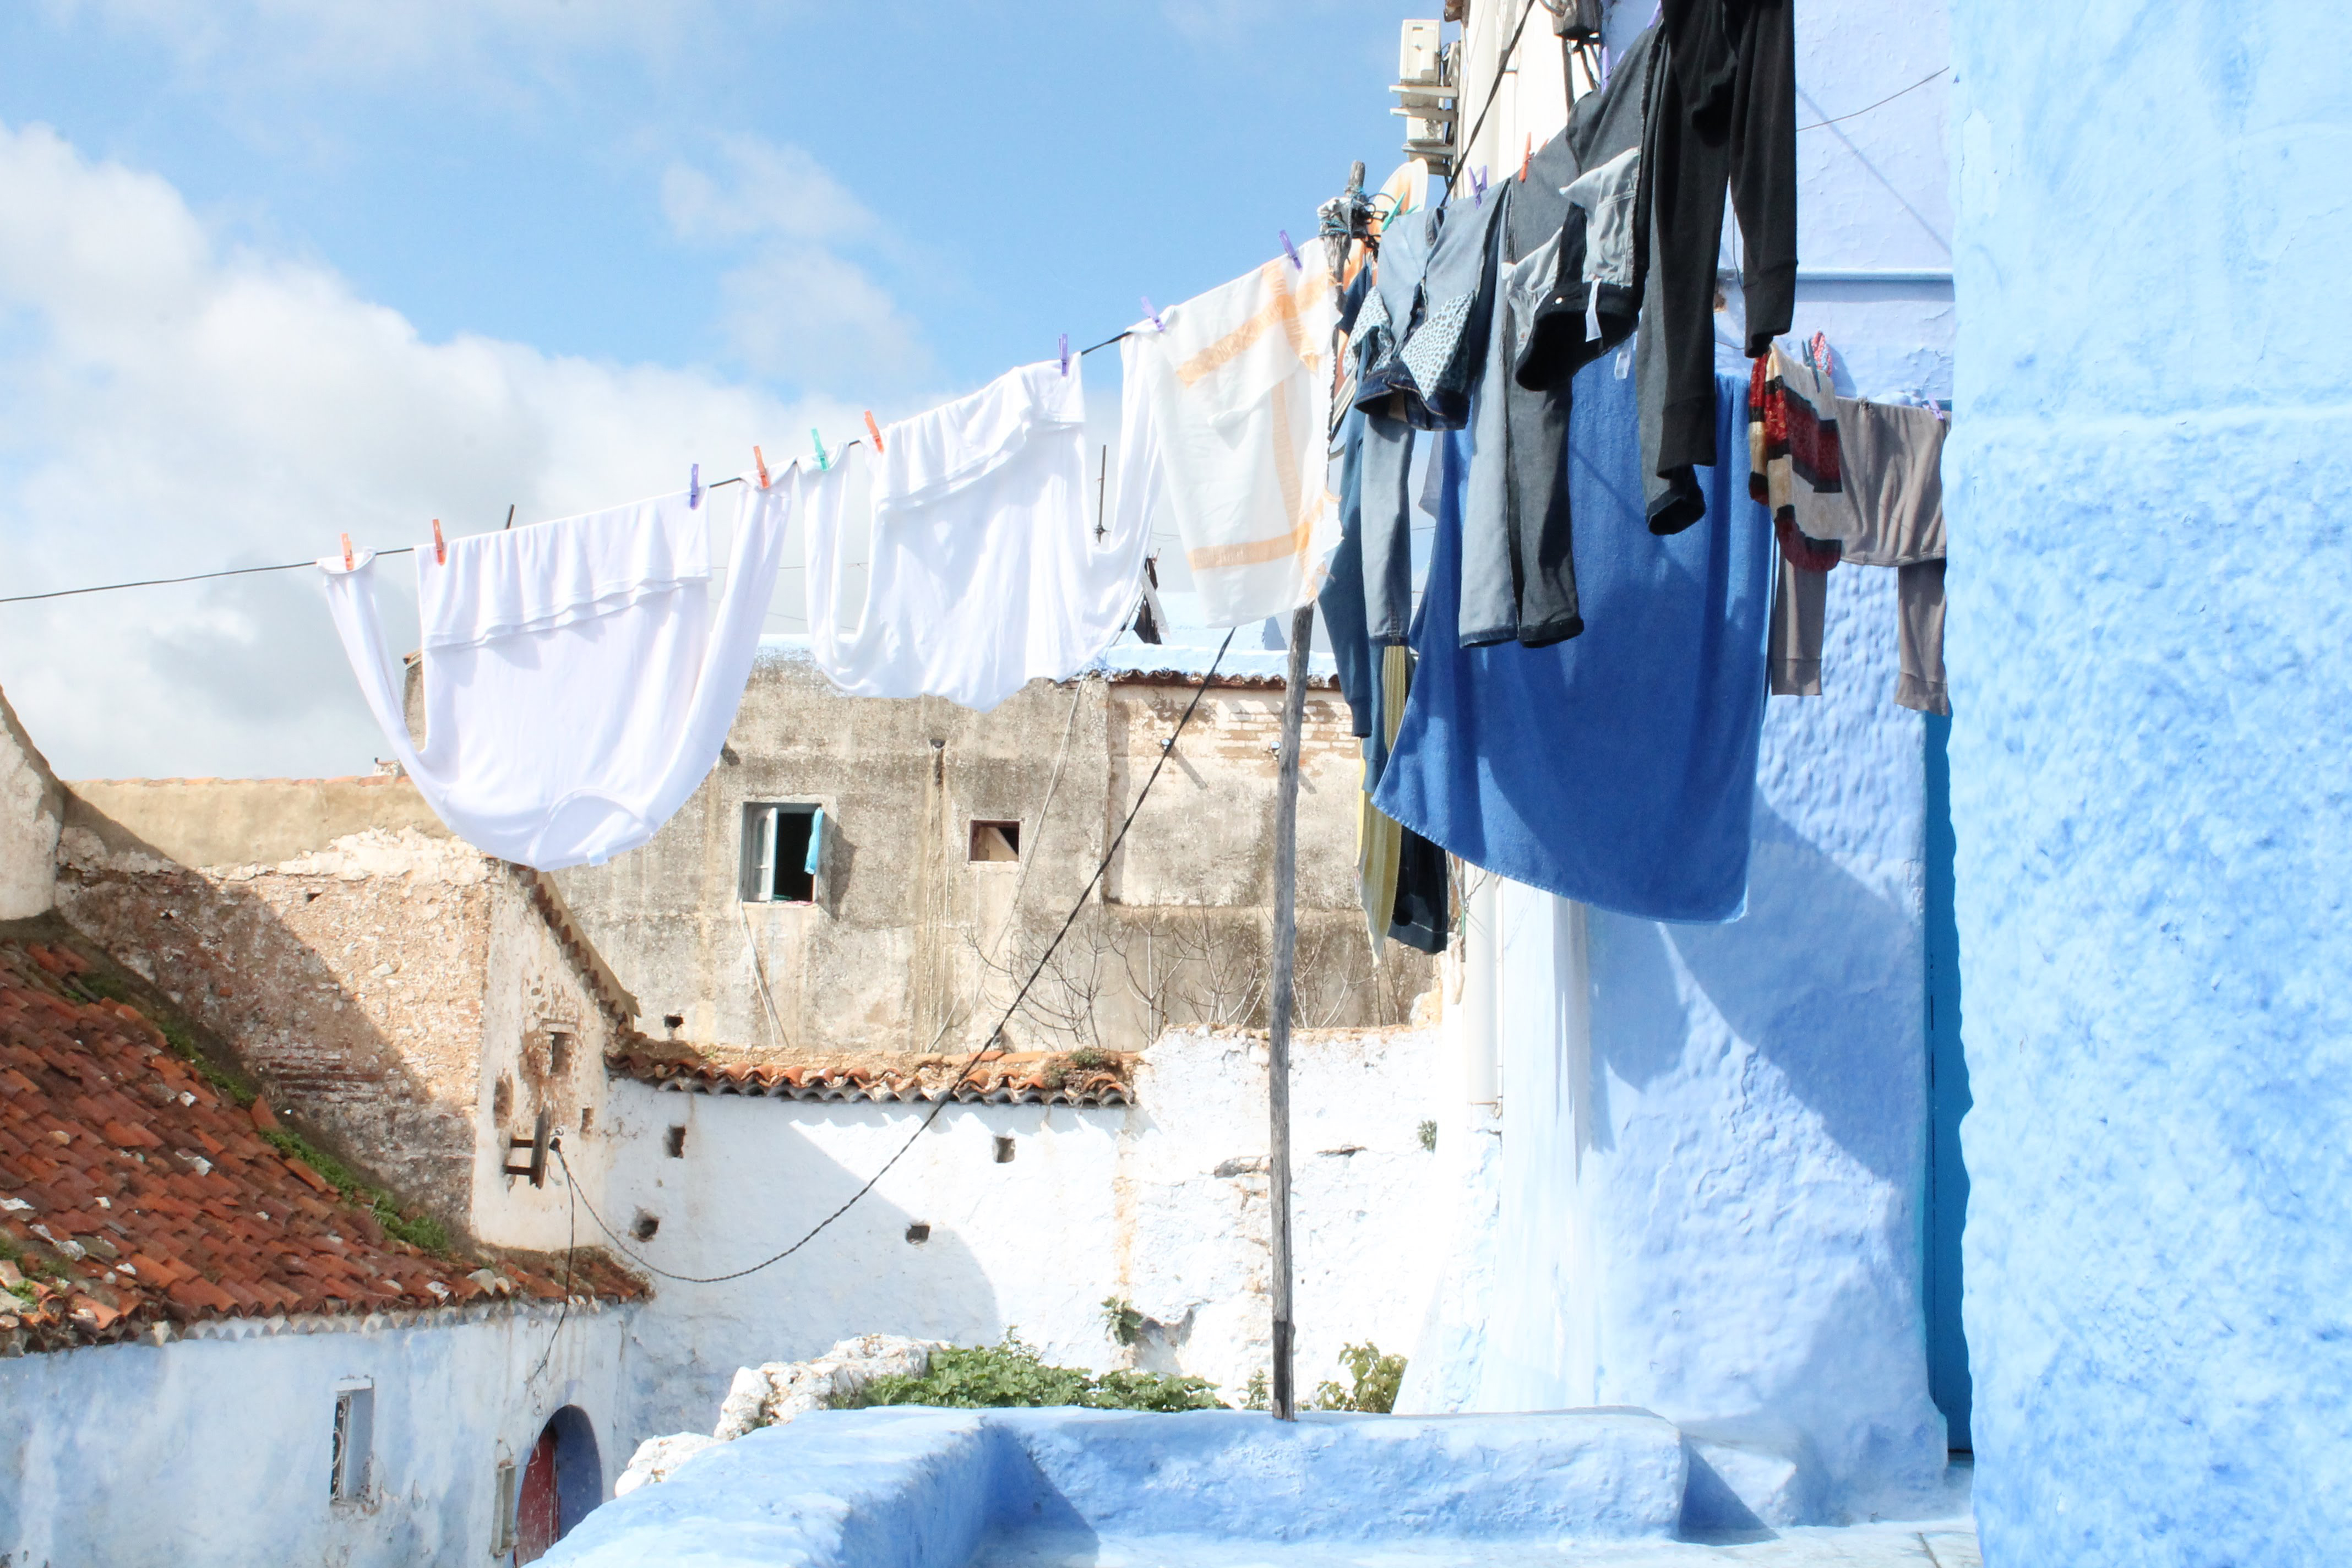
[969,820,1021,862]
[993,1136,1016,1164]
[547,1031,574,1075]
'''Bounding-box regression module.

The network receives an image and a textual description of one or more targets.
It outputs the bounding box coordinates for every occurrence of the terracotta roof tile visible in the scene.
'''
[608,1047,1135,1107]
[0,937,645,1354]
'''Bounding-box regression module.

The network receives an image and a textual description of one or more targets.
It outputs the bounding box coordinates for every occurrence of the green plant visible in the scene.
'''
[1102,1295,1144,1346]
[1417,1119,1437,1152]
[1311,1342,1406,1413]
[1066,1047,1113,1073]
[1242,1369,1269,1412]
[258,1128,449,1254]
[850,1332,1222,1413]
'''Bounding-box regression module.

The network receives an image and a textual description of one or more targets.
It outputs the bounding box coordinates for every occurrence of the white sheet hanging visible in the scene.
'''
[320,481,791,870]
[800,358,1148,711]
[1112,256,1342,628]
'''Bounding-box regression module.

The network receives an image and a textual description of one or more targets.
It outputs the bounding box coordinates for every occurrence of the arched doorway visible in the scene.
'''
[514,1406,602,1563]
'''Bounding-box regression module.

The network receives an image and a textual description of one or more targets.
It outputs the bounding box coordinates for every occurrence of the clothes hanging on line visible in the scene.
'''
[1112,255,1342,629]
[1373,362,1772,924]
[1637,0,1797,536]
[1787,392,1950,714]
[1752,346,1843,696]
[799,359,1147,712]
[320,483,790,870]
[1353,208,1441,646]
[1464,23,1658,650]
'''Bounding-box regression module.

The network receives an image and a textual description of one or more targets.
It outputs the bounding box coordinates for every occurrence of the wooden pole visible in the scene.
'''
[1268,600,1315,1420]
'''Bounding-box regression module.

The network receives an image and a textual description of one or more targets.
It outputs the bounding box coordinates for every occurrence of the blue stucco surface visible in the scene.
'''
[1947,4,2352,1561]
[543,1407,1689,1568]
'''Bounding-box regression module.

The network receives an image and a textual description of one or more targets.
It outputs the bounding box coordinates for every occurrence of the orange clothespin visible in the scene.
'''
[1520,134,1533,182]
[432,519,445,565]
[864,411,885,455]
[754,445,771,489]
[340,533,355,571]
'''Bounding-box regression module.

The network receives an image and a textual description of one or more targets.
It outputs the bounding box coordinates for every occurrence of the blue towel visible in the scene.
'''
[1370,361,1772,923]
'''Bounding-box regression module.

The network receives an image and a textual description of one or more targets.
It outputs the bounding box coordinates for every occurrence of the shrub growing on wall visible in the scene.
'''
[850,1332,1222,1413]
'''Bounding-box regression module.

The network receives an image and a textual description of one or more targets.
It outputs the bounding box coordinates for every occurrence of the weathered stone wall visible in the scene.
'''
[554,648,1433,1061]
[0,684,63,920]
[49,782,627,1244]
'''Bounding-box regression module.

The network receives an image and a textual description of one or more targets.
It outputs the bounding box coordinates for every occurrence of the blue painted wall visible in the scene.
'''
[1947,4,2352,1561]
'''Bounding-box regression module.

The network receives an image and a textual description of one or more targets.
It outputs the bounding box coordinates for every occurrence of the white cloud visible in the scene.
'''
[661,134,936,392]
[0,119,852,780]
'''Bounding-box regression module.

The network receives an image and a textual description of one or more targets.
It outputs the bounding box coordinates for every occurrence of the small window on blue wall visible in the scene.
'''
[740,803,822,903]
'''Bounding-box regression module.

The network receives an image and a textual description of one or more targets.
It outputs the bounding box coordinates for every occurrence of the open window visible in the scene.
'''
[330,1380,374,1503]
[741,804,824,903]
[968,819,1021,862]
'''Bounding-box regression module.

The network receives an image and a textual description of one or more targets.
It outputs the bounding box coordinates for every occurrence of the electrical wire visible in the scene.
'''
[553,629,1239,1286]
[1797,67,1948,132]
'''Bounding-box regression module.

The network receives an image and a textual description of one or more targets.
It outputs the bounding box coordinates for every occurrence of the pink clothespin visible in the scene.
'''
[864,411,885,454]
[340,533,355,571]
[1281,231,1302,271]
[1059,334,1071,374]
[688,464,701,509]
[1520,134,1533,182]
[1142,296,1164,332]
[1809,331,1837,379]
[432,519,445,564]
[754,445,771,489]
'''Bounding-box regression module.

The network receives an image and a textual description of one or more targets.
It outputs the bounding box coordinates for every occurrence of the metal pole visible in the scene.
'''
[1268,600,1315,1419]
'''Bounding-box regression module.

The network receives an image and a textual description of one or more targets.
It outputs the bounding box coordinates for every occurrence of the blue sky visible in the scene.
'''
[0,1,1433,778]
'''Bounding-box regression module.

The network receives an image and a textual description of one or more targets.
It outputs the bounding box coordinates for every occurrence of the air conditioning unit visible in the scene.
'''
[1391,19,1458,177]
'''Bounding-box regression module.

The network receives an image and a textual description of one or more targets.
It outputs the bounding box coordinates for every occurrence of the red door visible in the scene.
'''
[516,1429,560,1562]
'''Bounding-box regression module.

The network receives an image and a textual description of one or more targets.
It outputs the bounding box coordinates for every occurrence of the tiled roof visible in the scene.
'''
[0,934,644,1353]
[609,1049,1134,1107]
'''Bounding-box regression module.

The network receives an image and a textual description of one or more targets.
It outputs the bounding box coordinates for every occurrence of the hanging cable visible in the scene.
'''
[553,629,1240,1286]
[1798,67,1948,132]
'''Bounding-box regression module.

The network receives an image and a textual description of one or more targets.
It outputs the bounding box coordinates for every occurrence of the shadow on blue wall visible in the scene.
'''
[1923,712,1970,1451]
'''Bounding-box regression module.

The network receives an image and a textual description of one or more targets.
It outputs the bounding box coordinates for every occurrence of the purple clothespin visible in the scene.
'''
[1281,230,1302,271]
[1472,166,1489,206]
[1142,296,1165,332]
[1059,334,1070,375]
[688,462,702,508]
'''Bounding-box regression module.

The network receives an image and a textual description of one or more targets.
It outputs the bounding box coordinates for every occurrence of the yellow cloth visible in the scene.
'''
[1356,645,1412,950]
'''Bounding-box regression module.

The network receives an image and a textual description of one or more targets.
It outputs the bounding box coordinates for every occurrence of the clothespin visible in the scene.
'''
[1472,166,1488,206]
[688,464,702,509]
[810,429,829,472]
[1142,296,1164,332]
[1059,333,1071,375]
[754,445,771,489]
[864,410,885,454]
[432,519,445,564]
[1520,134,1533,182]
[1809,331,1837,379]
[340,533,355,571]
[1281,230,1302,271]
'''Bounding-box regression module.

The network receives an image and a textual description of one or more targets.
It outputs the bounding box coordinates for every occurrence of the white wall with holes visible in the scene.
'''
[602,1026,1452,1437]
[0,1300,642,1566]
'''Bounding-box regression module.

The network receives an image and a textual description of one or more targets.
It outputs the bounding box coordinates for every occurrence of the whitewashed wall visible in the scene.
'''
[0,684,62,920]
[604,1026,1449,1435]
[0,1301,644,1566]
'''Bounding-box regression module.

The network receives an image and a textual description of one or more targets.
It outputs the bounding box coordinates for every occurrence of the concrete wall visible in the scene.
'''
[51,785,625,1246]
[554,645,1431,1063]
[1946,4,2352,1562]
[605,1025,1448,1436]
[0,683,63,919]
[0,1300,643,1567]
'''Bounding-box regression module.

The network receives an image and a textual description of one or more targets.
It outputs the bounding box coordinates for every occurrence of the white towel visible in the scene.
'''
[799,358,1149,712]
[320,482,790,869]
[1112,257,1342,628]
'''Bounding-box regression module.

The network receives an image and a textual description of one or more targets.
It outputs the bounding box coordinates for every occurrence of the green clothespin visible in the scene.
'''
[811,429,829,472]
